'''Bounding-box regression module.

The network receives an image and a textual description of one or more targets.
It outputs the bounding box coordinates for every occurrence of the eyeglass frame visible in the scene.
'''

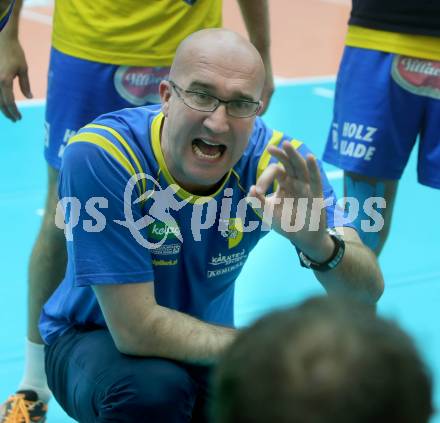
[168,80,262,118]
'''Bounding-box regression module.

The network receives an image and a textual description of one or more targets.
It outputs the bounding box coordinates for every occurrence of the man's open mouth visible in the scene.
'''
[192,138,227,160]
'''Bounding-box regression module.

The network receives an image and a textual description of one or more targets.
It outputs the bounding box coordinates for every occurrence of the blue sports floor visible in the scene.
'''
[0,80,439,422]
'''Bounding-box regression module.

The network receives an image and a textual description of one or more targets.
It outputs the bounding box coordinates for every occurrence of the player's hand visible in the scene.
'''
[248,141,332,258]
[0,37,32,121]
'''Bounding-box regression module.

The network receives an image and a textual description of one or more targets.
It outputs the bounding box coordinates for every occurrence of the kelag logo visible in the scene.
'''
[148,221,181,242]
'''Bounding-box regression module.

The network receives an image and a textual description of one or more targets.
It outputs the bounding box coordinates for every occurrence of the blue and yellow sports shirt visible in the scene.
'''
[40,105,344,345]
[52,0,222,66]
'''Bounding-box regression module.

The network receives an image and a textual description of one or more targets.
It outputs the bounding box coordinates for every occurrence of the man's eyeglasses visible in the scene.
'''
[169,80,261,118]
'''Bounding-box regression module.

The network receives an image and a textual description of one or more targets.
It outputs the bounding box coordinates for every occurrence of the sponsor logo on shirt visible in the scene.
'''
[209,249,247,267]
[151,243,181,256]
[114,66,170,105]
[207,260,246,278]
[152,259,178,266]
[207,249,247,278]
[220,218,244,249]
[148,220,181,241]
[392,55,440,100]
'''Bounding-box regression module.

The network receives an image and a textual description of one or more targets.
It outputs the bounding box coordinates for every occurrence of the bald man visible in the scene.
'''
[1,3,273,422]
[41,29,383,422]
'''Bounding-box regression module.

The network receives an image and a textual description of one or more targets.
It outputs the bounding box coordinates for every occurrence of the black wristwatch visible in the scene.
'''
[298,228,345,272]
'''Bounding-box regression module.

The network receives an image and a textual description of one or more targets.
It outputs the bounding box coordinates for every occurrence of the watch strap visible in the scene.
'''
[298,229,345,272]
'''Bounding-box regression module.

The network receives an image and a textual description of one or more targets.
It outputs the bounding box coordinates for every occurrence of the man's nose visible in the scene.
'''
[203,104,230,134]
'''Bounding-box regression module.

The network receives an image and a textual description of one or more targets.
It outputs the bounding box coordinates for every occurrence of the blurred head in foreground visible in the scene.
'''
[213,295,433,423]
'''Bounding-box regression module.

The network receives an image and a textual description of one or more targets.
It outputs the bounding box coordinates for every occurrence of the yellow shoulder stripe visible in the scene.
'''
[85,124,146,193]
[256,131,303,181]
[68,132,143,194]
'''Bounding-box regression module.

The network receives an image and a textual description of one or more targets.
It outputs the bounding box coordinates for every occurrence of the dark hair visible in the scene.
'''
[212,295,433,423]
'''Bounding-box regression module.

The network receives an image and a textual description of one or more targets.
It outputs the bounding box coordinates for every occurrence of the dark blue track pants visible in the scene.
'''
[45,327,212,422]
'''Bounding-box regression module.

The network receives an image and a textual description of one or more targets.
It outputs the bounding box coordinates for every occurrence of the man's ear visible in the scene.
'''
[159,80,172,116]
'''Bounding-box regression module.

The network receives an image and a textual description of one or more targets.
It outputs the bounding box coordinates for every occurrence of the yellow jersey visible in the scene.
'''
[52,0,222,66]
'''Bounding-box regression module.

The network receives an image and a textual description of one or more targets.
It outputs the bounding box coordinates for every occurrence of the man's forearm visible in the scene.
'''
[115,304,237,365]
[315,238,384,304]
[237,0,271,60]
[95,283,237,365]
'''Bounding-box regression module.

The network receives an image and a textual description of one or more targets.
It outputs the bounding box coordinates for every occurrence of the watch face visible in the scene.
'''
[299,251,313,268]
[327,227,342,240]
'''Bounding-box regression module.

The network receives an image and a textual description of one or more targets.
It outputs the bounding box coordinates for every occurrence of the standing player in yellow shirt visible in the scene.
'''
[0,1,274,421]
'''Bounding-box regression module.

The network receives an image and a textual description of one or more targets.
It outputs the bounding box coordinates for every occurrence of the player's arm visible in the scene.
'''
[309,226,383,304]
[94,282,237,364]
[250,141,384,304]
[236,0,274,113]
[0,0,32,122]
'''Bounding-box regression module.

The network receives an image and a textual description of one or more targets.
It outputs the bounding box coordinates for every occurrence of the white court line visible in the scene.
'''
[17,98,46,108]
[326,170,343,180]
[21,9,52,25]
[313,87,335,99]
[22,0,53,26]
[24,0,53,6]
[275,75,336,85]
[319,0,350,5]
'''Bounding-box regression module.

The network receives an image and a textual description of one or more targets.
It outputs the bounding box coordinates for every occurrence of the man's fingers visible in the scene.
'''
[306,154,324,199]
[267,144,297,178]
[3,91,21,121]
[0,79,21,121]
[0,95,13,121]
[0,93,20,121]
[18,69,32,99]
[268,142,310,182]
[283,142,309,182]
[254,163,285,196]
